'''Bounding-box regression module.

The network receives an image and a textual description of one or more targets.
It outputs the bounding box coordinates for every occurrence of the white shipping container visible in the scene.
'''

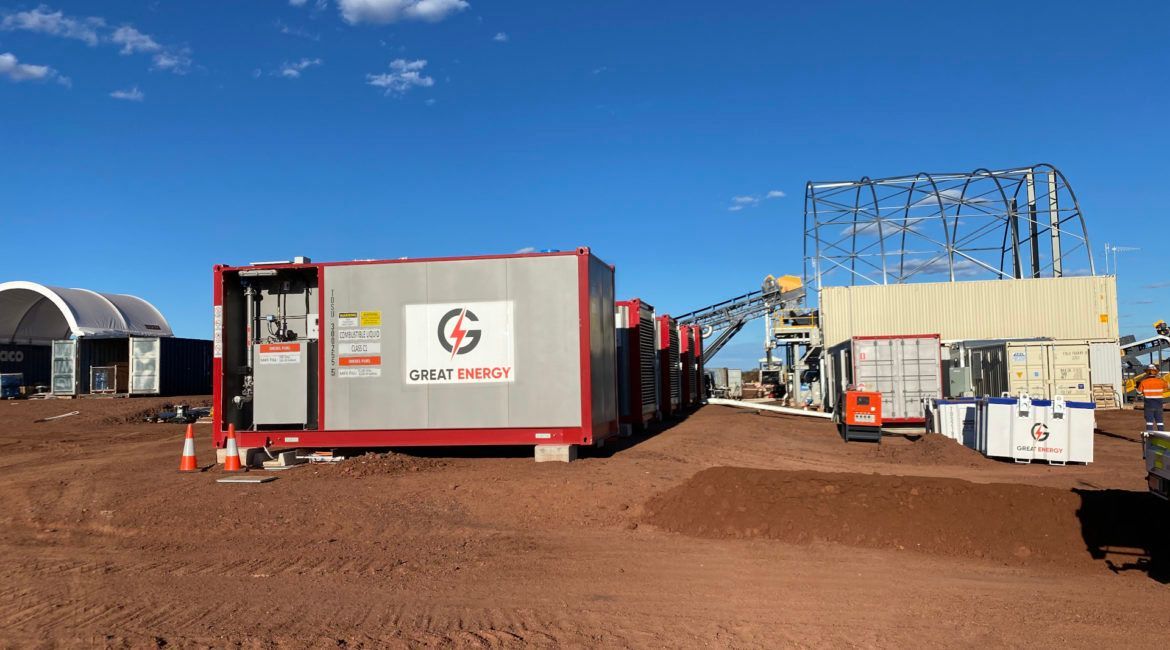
[965,340,1092,402]
[820,276,1118,349]
[850,335,942,423]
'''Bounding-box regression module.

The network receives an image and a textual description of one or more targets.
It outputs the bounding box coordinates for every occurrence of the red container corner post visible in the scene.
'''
[212,247,619,453]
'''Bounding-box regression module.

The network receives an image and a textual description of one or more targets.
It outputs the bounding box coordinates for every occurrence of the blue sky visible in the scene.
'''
[1,1,1168,369]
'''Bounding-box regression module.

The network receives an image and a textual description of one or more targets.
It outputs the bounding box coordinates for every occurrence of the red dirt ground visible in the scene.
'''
[0,398,1167,647]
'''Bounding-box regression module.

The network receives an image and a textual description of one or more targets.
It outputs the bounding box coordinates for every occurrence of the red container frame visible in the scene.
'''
[213,248,618,450]
[656,314,681,419]
[616,298,658,430]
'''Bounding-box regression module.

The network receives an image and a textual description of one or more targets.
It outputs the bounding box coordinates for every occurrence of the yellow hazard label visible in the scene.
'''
[1100,314,1109,323]
[360,311,382,327]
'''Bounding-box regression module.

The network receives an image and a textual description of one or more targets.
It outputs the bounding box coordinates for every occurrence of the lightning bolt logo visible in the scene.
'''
[449,308,469,359]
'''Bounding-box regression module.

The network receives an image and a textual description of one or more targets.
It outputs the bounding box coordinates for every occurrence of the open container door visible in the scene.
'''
[129,337,161,395]
[51,339,77,396]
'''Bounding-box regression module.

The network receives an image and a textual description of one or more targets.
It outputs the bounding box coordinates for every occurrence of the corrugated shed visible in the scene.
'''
[820,276,1118,348]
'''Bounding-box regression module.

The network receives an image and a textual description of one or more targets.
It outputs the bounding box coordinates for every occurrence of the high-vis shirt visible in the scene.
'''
[1139,375,1169,399]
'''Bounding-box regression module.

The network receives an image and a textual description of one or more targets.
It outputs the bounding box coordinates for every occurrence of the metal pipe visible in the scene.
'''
[707,398,834,419]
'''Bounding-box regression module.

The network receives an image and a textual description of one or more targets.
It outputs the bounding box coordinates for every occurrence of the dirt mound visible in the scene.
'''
[334,451,447,477]
[100,398,212,425]
[645,467,1091,567]
[872,432,987,466]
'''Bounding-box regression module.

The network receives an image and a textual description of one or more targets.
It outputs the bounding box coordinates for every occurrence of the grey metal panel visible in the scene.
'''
[506,256,582,427]
[588,255,617,433]
[254,342,308,426]
[425,259,509,428]
[323,255,582,430]
[325,262,429,430]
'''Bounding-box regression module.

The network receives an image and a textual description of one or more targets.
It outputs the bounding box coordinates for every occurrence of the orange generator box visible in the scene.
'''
[841,389,882,443]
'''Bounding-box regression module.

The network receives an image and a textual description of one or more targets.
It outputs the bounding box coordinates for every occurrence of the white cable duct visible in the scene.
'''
[707,398,834,419]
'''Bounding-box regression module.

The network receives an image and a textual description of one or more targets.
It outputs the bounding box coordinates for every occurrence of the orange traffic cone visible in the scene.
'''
[178,424,199,472]
[223,424,243,472]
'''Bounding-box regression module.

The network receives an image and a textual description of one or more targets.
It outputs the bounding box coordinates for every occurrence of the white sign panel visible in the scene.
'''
[339,329,382,342]
[404,301,515,384]
[339,342,381,356]
[213,305,223,358]
[258,343,302,365]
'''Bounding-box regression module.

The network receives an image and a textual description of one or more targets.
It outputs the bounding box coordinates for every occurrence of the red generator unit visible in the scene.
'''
[656,315,681,418]
[616,299,658,434]
[679,324,696,411]
[689,325,705,404]
[212,248,618,455]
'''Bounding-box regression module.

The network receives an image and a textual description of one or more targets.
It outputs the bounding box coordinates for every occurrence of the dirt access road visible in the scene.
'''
[0,397,1167,648]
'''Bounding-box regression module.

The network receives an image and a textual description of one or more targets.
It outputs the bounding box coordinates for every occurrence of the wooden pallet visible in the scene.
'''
[1092,384,1119,409]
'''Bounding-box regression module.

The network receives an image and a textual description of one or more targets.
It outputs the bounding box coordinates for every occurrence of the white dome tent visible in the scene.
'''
[0,281,172,345]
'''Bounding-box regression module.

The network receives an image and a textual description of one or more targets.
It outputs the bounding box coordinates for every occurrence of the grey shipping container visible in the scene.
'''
[213,247,618,452]
[835,335,943,423]
[0,344,51,387]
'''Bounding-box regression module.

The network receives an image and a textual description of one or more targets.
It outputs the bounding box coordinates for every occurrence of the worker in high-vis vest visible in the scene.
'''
[1139,364,1168,431]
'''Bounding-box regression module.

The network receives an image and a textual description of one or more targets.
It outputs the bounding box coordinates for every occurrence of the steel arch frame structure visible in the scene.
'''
[803,164,1096,291]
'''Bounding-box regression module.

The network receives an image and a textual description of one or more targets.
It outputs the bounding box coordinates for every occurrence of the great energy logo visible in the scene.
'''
[1031,423,1050,442]
[437,308,482,358]
[405,300,515,384]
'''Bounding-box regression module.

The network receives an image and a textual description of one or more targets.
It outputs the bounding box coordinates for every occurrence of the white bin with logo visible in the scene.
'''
[980,394,1094,464]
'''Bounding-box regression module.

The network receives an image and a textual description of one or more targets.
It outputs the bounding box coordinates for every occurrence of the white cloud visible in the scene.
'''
[0,51,68,85]
[366,58,434,94]
[493,32,508,42]
[514,246,536,254]
[732,195,760,206]
[152,48,192,74]
[110,25,160,54]
[109,86,144,101]
[289,0,309,5]
[339,0,469,25]
[279,57,323,78]
[277,20,320,41]
[2,7,191,75]
[1,6,104,46]
[766,190,786,199]
[727,205,745,212]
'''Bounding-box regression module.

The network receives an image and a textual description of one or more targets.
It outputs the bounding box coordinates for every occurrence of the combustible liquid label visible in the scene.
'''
[258,343,301,365]
[339,329,382,341]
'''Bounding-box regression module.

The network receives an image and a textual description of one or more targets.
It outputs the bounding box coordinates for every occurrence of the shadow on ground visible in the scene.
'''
[1077,488,1170,583]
